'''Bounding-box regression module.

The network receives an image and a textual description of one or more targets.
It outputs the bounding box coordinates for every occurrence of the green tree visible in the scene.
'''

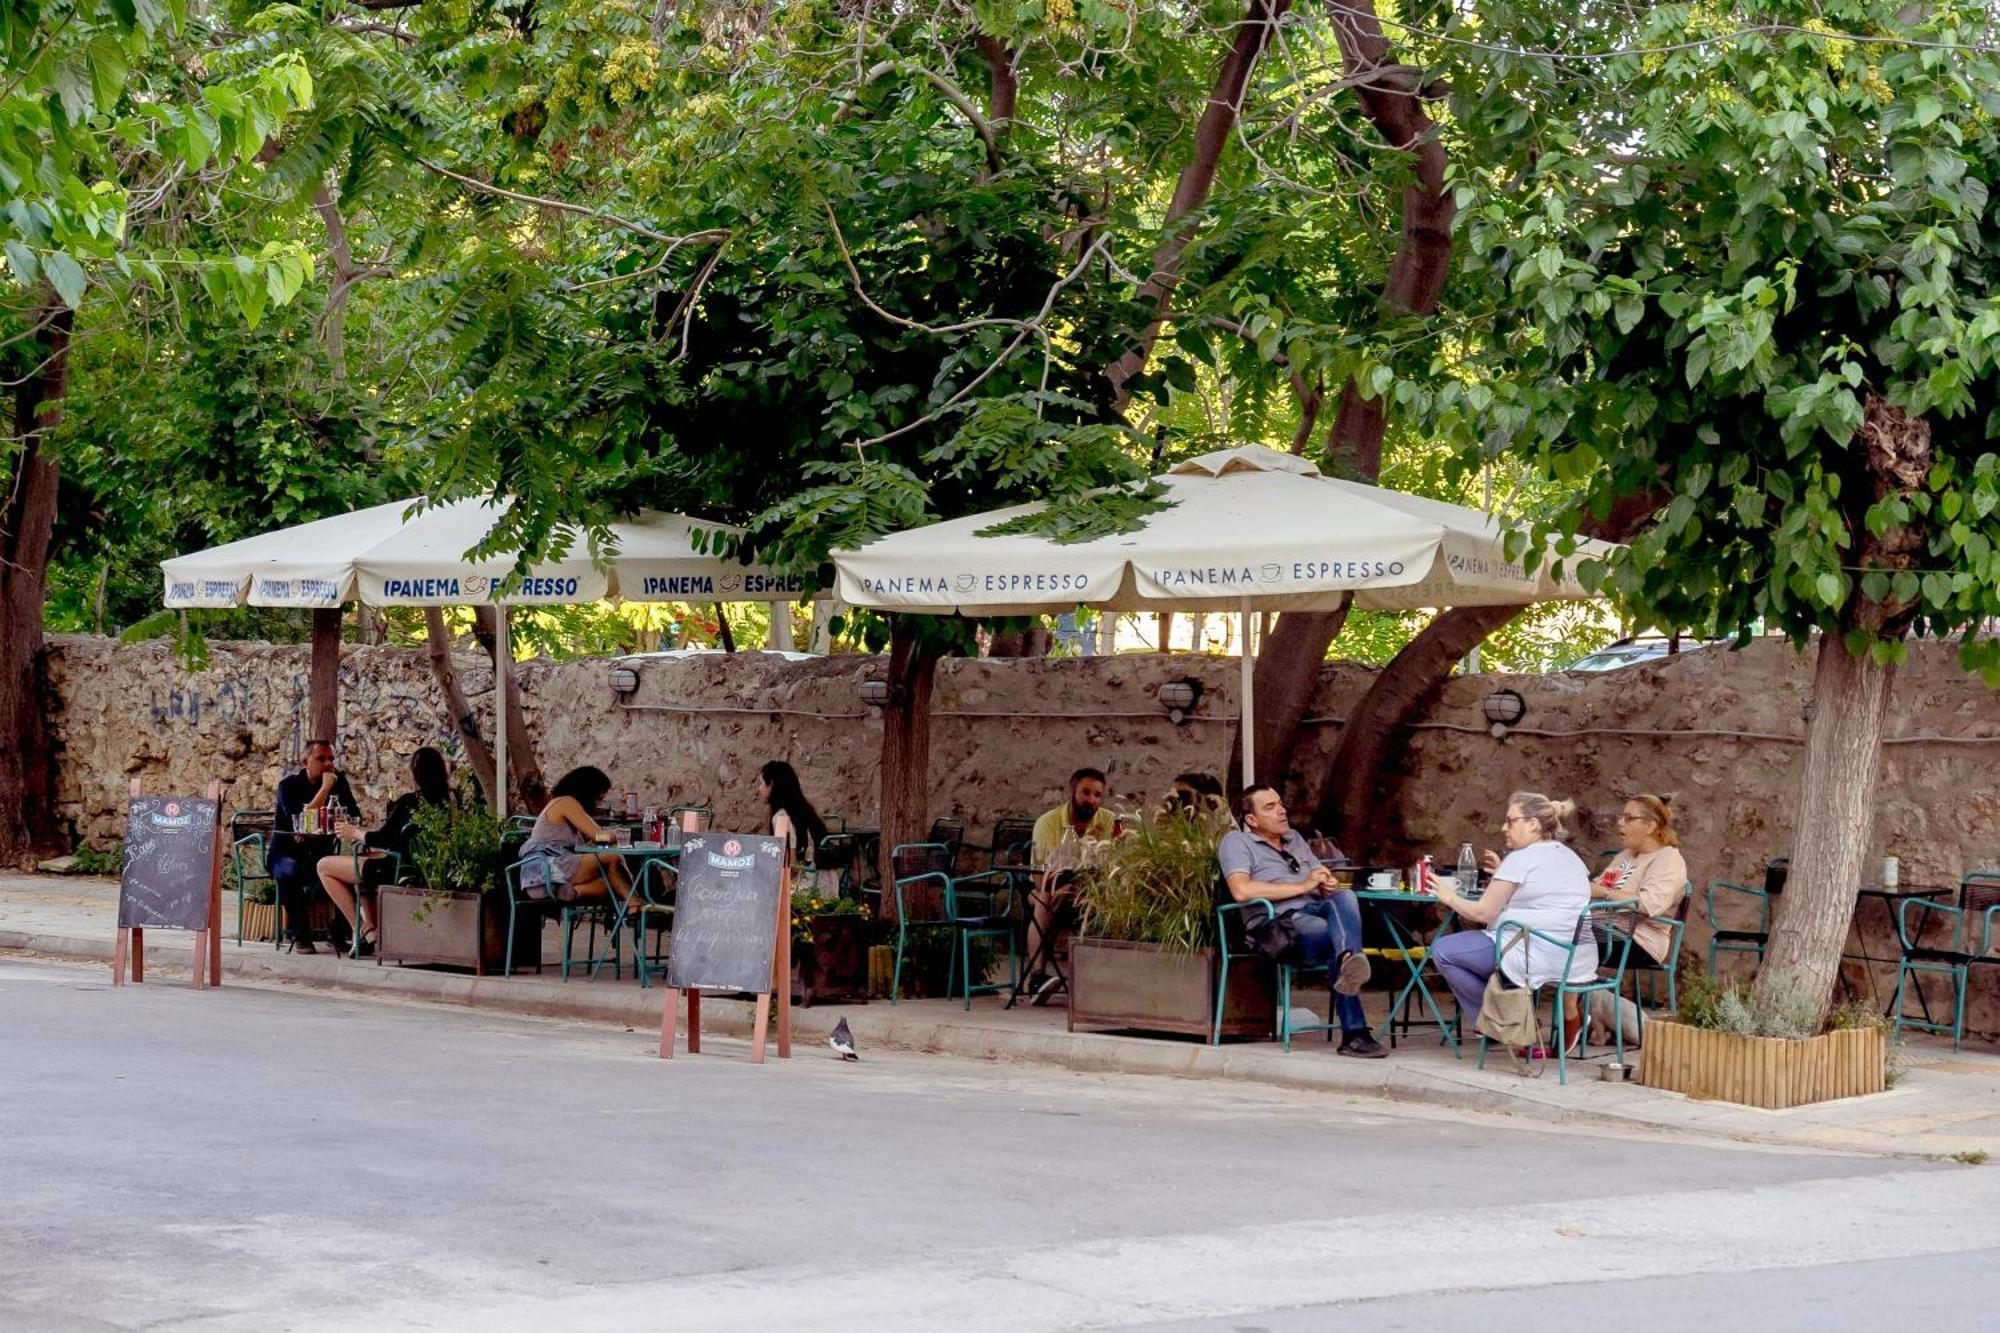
[1440,0,2000,1023]
[1,1,313,860]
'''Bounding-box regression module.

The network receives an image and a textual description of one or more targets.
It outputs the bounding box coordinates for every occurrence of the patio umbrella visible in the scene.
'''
[832,444,1618,783]
[161,496,809,814]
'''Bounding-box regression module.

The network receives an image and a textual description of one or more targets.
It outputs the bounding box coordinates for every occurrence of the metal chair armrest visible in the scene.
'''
[1900,894,1964,952]
[1706,879,1770,932]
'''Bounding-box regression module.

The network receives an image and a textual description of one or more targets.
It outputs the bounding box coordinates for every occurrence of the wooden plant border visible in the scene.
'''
[1641,1020,1885,1109]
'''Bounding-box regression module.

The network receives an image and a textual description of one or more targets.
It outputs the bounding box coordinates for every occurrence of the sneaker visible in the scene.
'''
[1332,949,1371,997]
[1337,1032,1387,1059]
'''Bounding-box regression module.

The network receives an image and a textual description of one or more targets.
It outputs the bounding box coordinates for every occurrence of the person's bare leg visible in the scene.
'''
[315,855,360,931]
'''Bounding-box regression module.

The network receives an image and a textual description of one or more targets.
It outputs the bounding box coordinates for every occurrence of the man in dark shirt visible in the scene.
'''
[270,738,357,953]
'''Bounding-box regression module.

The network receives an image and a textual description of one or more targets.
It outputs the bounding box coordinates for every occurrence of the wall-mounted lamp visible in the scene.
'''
[1158,677,1204,724]
[858,677,897,708]
[609,665,640,696]
[1481,687,1526,738]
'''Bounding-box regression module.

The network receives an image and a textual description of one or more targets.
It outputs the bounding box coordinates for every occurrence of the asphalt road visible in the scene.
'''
[4,955,1996,1331]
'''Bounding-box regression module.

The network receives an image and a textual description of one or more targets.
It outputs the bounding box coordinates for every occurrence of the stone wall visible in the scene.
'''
[43,633,2000,1031]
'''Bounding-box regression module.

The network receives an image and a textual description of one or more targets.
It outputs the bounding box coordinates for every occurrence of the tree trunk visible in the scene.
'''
[1315,603,1524,850]
[713,603,736,652]
[1226,602,1350,799]
[470,605,545,810]
[987,623,1052,657]
[0,301,73,865]
[1754,395,1930,1026]
[1754,634,1893,1019]
[308,608,342,749]
[876,622,942,912]
[1105,0,1292,410]
[1225,0,1457,797]
[422,608,498,804]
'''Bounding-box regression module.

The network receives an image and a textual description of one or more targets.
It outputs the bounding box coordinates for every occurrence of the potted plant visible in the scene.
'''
[789,891,872,1007]
[378,798,516,973]
[1639,969,1889,1109]
[1069,817,1274,1039]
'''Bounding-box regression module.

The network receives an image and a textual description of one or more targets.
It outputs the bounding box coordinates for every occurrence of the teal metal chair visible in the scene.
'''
[942,869,1023,1010]
[891,842,1010,1004]
[498,851,628,979]
[1476,905,1637,1085]
[1214,897,1343,1049]
[1601,881,1691,1011]
[1706,877,1773,974]
[232,833,278,948]
[630,856,678,987]
[1888,879,2000,1051]
[501,853,572,978]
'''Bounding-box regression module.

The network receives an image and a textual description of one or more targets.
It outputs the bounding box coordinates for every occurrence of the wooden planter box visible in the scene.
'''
[790,914,871,1007]
[375,886,529,975]
[239,901,277,942]
[1641,1020,1886,1109]
[1069,937,1275,1040]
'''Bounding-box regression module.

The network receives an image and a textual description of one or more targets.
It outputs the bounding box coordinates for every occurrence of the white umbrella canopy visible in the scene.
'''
[834,444,1612,615]
[161,496,811,821]
[161,496,808,609]
[832,444,1618,784]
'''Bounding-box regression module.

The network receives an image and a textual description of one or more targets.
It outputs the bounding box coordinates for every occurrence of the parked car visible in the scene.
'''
[1565,636,1712,673]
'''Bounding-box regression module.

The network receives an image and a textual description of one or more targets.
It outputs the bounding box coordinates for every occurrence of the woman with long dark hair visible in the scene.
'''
[516,765,632,902]
[758,760,828,860]
[319,746,454,955]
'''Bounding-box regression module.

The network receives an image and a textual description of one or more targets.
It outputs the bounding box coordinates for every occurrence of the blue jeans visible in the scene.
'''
[1279,892,1369,1034]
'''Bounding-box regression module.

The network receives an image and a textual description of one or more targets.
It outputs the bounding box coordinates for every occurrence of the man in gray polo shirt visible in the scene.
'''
[1218,785,1385,1058]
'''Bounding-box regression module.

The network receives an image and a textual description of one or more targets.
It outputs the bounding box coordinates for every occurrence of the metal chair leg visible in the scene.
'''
[890,922,906,1004]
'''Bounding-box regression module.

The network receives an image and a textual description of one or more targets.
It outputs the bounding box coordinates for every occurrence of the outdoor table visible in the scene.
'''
[580,843,682,981]
[1847,883,1954,1018]
[1353,888,1463,1056]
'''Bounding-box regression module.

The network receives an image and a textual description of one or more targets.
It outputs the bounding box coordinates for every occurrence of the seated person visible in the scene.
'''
[269,738,358,955]
[1428,791,1596,1052]
[1022,768,1117,1000]
[759,759,829,864]
[315,746,452,956]
[1586,793,1689,1044]
[1158,771,1233,836]
[1219,786,1384,1058]
[515,766,632,905]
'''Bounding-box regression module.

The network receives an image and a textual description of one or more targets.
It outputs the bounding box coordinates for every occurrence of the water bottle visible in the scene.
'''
[1457,843,1478,895]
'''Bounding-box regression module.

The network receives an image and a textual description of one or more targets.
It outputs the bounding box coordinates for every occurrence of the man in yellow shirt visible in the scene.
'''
[1031,767,1115,869]
[1023,768,1116,1002]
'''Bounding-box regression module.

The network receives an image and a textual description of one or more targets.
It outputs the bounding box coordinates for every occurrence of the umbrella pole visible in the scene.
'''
[1239,594,1255,787]
[494,603,509,819]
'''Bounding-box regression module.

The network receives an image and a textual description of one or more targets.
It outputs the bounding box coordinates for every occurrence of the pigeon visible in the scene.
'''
[829,1017,859,1061]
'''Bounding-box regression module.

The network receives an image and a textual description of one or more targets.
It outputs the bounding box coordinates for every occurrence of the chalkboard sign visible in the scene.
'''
[666,831,787,994]
[118,795,219,931]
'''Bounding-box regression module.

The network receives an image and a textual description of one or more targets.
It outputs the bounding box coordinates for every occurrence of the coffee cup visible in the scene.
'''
[1366,871,1395,890]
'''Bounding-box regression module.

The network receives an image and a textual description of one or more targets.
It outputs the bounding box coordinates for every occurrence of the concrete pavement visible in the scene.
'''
[4,952,1996,1332]
[8,871,2000,1163]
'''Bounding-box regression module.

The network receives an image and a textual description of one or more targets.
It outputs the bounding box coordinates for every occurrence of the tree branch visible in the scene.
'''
[414,157,728,250]
[855,60,1003,174]
[1104,0,1293,412]
[974,34,1018,126]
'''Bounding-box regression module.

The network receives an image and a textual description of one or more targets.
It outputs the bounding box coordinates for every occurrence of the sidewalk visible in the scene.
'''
[7,871,1998,1162]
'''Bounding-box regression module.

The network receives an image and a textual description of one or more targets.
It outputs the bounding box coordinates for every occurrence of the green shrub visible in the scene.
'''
[408,798,505,897]
[70,843,124,876]
[1075,816,1222,953]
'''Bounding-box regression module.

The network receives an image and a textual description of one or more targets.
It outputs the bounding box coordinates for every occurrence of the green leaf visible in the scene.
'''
[43,251,86,309]
[3,240,39,285]
[1815,571,1844,607]
[1613,296,1643,335]
[1916,96,1944,128]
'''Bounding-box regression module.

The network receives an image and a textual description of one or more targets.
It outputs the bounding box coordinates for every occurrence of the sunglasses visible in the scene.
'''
[1276,846,1301,874]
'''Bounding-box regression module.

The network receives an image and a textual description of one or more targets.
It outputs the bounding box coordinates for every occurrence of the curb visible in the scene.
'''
[0,929,1950,1159]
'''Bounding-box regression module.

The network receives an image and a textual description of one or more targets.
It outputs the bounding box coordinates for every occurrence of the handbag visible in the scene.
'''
[1475,928,1543,1074]
[1245,910,1301,963]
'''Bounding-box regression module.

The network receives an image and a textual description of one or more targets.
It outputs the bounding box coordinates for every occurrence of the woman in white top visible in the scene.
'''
[1429,791,1596,1045]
